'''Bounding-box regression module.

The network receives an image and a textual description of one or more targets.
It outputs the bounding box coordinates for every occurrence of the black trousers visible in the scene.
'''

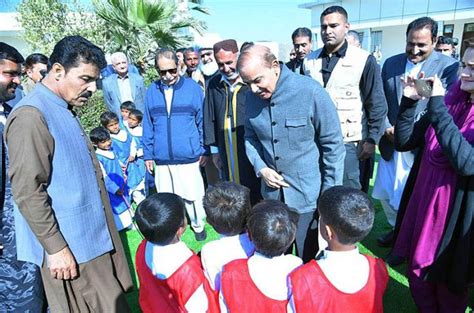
[294,210,319,263]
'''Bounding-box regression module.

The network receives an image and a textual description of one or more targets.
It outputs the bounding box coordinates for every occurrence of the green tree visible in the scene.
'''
[93,0,208,71]
[17,0,109,55]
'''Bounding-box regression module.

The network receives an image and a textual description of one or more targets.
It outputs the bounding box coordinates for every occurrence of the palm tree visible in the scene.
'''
[93,0,208,70]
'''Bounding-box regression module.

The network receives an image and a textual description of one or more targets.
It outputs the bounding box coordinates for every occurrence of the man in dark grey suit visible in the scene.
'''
[372,17,459,255]
[239,45,345,262]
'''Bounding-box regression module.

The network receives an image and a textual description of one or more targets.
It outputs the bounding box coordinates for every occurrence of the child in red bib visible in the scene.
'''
[289,186,388,313]
[201,182,255,293]
[135,193,218,313]
[220,200,302,313]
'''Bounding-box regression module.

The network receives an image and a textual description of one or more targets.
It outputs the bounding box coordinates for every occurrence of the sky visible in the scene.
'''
[198,0,311,45]
[0,0,312,45]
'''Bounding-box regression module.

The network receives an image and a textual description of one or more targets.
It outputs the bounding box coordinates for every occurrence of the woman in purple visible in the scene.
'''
[393,38,474,313]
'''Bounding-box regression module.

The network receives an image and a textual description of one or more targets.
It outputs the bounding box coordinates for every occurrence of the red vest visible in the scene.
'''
[289,255,388,313]
[221,259,289,313]
[135,240,218,313]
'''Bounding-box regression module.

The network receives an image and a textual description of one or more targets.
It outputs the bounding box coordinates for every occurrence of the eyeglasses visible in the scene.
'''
[159,68,178,76]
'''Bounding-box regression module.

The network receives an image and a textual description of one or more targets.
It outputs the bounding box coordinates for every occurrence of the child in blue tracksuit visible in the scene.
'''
[126,109,146,204]
[120,101,135,127]
[90,126,133,231]
[100,111,133,165]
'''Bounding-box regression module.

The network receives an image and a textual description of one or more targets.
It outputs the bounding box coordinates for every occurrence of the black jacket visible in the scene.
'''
[394,95,474,293]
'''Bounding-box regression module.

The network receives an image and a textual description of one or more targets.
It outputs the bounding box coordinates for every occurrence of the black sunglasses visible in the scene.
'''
[159,68,178,76]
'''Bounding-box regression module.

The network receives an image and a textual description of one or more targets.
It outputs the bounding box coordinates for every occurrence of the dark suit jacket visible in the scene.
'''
[379,51,459,160]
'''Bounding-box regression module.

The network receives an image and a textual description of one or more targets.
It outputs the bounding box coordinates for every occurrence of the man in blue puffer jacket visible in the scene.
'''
[143,48,208,241]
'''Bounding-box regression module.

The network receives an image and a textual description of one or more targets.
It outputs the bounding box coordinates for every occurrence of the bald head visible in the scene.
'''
[237,45,277,72]
[237,45,280,100]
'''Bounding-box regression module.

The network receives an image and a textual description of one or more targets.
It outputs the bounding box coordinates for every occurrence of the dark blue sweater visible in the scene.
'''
[142,77,205,165]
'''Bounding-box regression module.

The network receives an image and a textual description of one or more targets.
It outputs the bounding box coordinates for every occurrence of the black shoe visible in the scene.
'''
[195,229,207,242]
[385,253,405,267]
[377,230,395,247]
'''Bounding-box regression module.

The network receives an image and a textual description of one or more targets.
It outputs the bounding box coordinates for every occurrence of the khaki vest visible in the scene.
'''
[304,45,369,142]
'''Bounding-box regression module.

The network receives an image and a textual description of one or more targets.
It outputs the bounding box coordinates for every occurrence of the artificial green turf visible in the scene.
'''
[120,158,474,313]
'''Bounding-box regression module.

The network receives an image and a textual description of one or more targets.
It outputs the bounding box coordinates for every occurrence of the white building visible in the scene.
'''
[299,0,474,63]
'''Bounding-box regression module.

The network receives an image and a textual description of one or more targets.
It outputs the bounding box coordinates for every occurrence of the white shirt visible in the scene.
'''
[145,241,208,312]
[128,126,143,158]
[0,104,7,126]
[163,83,174,117]
[317,247,369,293]
[117,75,133,104]
[405,59,425,79]
[220,252,302,313]
[201,233,255,291]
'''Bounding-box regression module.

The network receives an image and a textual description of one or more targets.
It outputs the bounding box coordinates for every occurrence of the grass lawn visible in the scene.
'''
[120,156,474,312]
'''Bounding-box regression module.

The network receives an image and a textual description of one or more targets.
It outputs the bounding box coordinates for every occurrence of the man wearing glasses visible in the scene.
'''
[142,48,208,241]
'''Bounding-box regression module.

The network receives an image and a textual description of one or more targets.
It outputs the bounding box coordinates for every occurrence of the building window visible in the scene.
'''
[358,32,364,45]
[370,30,382,53]
[443,24,454,38]
[465,23,474,33]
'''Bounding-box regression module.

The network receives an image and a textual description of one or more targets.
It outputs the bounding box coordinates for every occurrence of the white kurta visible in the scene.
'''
[372,59,424,225]
[372,151,414,210]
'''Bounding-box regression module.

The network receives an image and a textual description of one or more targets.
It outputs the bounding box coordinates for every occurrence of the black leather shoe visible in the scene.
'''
[385,253,405,267]
[195,229,207,242]
[377,230,395,247]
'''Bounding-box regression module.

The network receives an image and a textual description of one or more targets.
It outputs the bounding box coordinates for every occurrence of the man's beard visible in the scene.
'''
[200,61,218,76]
[0,82,18,102]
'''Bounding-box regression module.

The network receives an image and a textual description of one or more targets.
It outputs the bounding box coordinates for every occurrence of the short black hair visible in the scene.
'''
[318,186,374,245]
[406,17,438,40]
[291,27,312,42]
[176,48,186,54]
[184,47,199,56]
[437,35,456,47]
[321,6,348,22]
[89,126,110,144]
[247,200,298,257]
[49,35,106,73]
[120,101,135,111]
[0,42,24,64]
[100,111,119,127]
[203,182,250,236]
[135,193,186,245]
[240,41,254,51]
[129,109,143,122]
[24,53,48,70]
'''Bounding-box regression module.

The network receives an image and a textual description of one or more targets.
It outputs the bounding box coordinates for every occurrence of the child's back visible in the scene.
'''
[219,200,302,313]
[136,240,214,313]
[289,250,387,313]
[201,182,255,291]
[201,232,254,291]
[222,252,301,313]
[289,186,388,313]
[134,193,218,313]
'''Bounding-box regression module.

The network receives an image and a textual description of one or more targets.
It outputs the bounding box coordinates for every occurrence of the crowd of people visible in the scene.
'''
[0,4,473,313]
